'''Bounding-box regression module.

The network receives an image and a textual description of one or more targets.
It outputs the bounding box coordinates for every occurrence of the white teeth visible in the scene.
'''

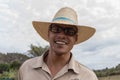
[56,41,66,45]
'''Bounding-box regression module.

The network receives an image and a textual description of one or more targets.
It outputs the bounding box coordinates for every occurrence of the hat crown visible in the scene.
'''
[53,7,78,24]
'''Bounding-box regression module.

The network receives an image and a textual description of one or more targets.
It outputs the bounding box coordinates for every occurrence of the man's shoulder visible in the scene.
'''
[74,60,98,79]
[20,56,41,69]
[75,60,93,73]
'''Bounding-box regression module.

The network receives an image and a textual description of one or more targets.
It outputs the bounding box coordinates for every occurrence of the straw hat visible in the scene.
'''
[32,7,96,44]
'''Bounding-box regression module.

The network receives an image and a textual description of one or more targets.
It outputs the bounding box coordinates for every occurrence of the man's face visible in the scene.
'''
[48,24,78,55]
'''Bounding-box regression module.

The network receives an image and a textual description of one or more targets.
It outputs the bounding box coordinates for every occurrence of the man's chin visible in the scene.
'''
[54,50,68,56]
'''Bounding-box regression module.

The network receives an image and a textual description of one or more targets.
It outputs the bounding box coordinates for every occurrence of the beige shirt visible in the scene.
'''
[18,53,98,80]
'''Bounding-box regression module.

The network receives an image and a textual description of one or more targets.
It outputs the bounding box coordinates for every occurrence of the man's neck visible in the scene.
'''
[48,50,71,65]
[44,50,71,78]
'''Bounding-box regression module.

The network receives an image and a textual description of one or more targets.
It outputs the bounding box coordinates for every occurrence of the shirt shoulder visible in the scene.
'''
[20,56,42,70]
[74,60,98,80]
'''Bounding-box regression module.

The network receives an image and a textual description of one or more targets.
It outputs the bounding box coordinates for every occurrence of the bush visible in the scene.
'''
[10,61,21,70]
[0,61,20,79]
[0,78,14,80]
[0,69,17,79]
[0,61,21,74]
[0,64,10,73]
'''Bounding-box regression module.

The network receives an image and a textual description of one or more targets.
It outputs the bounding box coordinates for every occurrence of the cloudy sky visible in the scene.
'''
[0,0,120,70]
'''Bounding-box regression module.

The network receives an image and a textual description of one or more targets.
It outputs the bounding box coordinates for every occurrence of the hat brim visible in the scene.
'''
[32,21,96,44]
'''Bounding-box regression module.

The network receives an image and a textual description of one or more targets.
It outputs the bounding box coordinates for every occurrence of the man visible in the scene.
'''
[18,7,98,80]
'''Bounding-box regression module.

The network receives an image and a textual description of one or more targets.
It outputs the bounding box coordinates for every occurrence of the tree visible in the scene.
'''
[28,44,49,57]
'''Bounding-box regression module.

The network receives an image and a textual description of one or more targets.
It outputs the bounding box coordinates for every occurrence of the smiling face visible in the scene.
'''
[48,24,78,55]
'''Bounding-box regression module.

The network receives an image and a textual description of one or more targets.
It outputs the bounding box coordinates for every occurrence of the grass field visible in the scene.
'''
[99,75,120,80]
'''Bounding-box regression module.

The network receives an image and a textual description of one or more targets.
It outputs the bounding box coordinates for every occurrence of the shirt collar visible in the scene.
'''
[32,51,81,74]
[32,50,48,68]
[68,54,81,74]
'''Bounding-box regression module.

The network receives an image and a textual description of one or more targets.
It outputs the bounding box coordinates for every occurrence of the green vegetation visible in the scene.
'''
[94,64,120,77]
[0,61,21,79]
[0,69,17,79]
[28,44,49,57]
[0,52,29,79]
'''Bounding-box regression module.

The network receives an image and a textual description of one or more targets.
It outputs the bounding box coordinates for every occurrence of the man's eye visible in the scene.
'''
[52,27,57,31]
[57,27,62,32]
[69,30,75,35]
